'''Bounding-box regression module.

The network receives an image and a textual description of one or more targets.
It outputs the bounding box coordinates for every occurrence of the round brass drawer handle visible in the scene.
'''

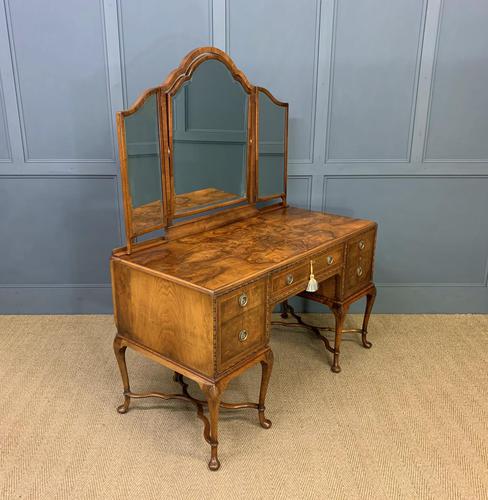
[238,293,248,307]
[286,274,294,285]
[358,240,366,250]
[327,255,334,265]
[238,329,248,342]
[356,266,363,277]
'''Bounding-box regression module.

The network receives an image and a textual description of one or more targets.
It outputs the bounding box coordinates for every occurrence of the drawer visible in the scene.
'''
[344,227,376,296]
[313,245,344,275]
[218,279,266,323]
[271,261,309,299]
[218,304,267,371]
[270,244,344,301]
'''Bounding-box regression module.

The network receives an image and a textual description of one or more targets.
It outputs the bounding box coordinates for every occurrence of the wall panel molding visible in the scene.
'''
[421,0,446,163]
[323,175,488,288]
[324,0,427,164]
[225,0,321,165]
[0,74,12,162]
[0,1,25,165]
[321,175,328,212]
[0,175,122,286]
[4,0,115,163]
[288,175,313,210]
[117,0,214,107]
[212,0,226,50]
[422,0,488,163]
[289,162,488,177]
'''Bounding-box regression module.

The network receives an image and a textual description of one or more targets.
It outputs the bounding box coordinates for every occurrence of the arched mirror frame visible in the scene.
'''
[164,49,255,221]
[117,47,288,253]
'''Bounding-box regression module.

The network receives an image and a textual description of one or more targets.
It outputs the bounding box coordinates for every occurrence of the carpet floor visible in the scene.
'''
[1,314,487,499]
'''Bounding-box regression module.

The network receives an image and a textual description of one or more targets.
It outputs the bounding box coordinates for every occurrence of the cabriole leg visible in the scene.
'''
[113,336,131,414]
[200,383,224,471]
[361,286,377,349]
[258,350,274,429]
[331,304,349,373]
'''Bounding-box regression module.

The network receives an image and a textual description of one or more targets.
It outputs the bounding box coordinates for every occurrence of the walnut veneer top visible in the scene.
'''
[116,207,375,293]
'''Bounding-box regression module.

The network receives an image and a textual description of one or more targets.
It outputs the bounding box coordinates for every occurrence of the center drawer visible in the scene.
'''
[270,244,344,301]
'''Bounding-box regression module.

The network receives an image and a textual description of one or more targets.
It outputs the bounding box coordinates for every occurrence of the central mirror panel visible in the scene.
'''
[171,59,249,216]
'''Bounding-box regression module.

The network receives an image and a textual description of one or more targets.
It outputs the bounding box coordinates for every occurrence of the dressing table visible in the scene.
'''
[111,47,377,470]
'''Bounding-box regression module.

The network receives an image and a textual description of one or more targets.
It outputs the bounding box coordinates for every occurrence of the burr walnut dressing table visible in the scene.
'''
[111,47,377,470]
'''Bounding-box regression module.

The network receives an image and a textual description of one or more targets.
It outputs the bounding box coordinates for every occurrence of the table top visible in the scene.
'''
[114,207,375,293]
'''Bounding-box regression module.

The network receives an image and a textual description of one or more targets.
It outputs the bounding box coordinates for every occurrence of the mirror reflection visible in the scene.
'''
[124,93,163,233]
[258,91,286,199]
[172,59,248,215]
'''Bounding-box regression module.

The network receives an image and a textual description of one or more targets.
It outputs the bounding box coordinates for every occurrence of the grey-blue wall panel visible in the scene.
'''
[0,286,112,315]
[303,286,488,314]
[0,76,10,160]
[424,0,488,161]
[118,0,212,105]
[326,0,425,161]
[324,177,488,285]
[226,0,319,163]
[5,0,114,161]
[288,176,312,210]
[0,0,488,313]
[0,176,120,285]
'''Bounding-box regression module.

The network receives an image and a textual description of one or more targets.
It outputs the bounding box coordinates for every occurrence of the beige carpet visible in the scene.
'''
[1,314,488,500]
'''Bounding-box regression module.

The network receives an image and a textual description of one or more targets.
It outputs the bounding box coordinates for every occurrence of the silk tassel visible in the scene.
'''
[306,260,319,292]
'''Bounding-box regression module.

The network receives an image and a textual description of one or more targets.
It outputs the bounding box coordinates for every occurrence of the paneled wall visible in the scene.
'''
[1,0,487,313]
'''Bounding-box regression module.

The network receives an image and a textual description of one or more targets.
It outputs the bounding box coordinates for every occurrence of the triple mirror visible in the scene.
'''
[118,48,288,250]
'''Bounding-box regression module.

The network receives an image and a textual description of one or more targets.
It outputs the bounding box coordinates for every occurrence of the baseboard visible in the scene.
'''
[1,285,487,314]
[0,286,113,314]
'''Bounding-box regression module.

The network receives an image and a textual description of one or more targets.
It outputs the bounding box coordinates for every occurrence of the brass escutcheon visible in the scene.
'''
[286,274,294,285]
[358,240,365,250]
[356,266,363,277]
[238,293,248,307]
[327,255,334,265]
[238,329,248,342]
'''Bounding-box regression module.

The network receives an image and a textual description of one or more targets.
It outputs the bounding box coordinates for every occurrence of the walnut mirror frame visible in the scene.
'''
[116,47,288,253]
